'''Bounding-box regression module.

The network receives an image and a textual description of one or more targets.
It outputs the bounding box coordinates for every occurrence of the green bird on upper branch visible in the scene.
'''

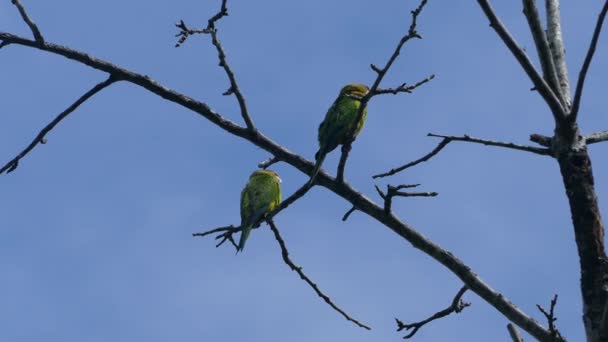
[238,170,282,253]
[309,83,370,185]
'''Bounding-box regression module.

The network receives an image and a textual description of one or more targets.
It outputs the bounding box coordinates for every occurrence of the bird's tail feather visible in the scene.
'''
[307,150,326,187]
[236,224,252,254]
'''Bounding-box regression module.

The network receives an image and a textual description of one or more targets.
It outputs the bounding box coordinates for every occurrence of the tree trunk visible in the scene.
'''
[557,148,608,342]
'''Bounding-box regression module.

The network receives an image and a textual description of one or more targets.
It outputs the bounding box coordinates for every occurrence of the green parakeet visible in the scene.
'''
[309,83,369,184]
[238,169,282,252]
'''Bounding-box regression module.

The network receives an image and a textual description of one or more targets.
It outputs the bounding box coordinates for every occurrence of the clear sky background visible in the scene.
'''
[1,1,607,341]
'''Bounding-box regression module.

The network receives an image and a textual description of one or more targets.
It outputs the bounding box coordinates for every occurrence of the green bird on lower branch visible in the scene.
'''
[309,83,369,185]
[238,169,282,253]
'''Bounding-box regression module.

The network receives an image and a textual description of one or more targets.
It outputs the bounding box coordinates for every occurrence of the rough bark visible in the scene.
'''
[556,145,608,342]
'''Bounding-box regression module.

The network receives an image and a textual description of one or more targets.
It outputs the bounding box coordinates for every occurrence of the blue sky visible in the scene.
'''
[1,1,607,341]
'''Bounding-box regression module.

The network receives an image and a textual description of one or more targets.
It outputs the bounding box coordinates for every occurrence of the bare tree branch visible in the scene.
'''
[530,133,553,147]
[585,131,608,145]
[395,286,470,339]
[267,219,371,330]
[336,0,431,182]
[475,0,566,120]
[0,31,560,342]
[342,205,357,221]
[372,75,435,96]
[11,0,44,44]
[522,0,566,107]
[375,131,553,180]
[570,0,608,121]
[507,323,524,342]
[545,0,572,107]
[427,133,552,155]
[0,76,117,174]
[375,184,437,214]
[193,225,240,248]
[174,0,256,131]
[373,137,451,179]
[536,294,564,340]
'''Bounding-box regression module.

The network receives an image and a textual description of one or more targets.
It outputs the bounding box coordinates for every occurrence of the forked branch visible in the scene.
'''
[395,285,470,339]
[374,132,551,179]
[12,0,44,44]
[476,0,565,119]
[175,0,255,131]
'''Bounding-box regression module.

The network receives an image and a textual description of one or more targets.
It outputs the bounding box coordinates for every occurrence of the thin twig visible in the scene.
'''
[342,206,357,221]
[427,133,552,156]
[570,0,608,120]
[193,225,240,249]
[373,138,451,179]
[374,132,552,180]
[373,75,435,96]
[522,0,565,107]
[0,76,117,174]
[375,183,437,213]
[507,323,524,342]
[11,0,44,44]
[175,0,255,131]
[336,0,431,182]
[536,294,563,340]
[395,286,470,339]
[475,0,566,119]
[267,219,371,330]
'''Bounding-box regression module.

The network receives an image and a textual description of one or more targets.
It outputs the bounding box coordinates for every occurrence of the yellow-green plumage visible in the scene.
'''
[238,170,282,252]
[309,83,369,184]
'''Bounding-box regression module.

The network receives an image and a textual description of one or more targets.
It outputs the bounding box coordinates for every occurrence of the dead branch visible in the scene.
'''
[372,75,435,96]
[522,0,565,106]
[267,219,371,330]
[507,323,524,342]
[545,0,572,107]
[530,133,553,147]
[475,0,566,119]
[395,285,470,339]
[570,0,608,121]
[585,131,608,145]
[375,183,437,213]
[11,0,44,44]
[373,137,451,179]
[536,294,563,340]
[342,206,357,221]
[0,76,117,174]
[175,0,255,131]
[428,133,552,155]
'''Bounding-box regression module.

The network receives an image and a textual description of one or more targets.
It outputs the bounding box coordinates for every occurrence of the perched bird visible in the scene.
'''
[309,83,369,185]
[238,170,282,252]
